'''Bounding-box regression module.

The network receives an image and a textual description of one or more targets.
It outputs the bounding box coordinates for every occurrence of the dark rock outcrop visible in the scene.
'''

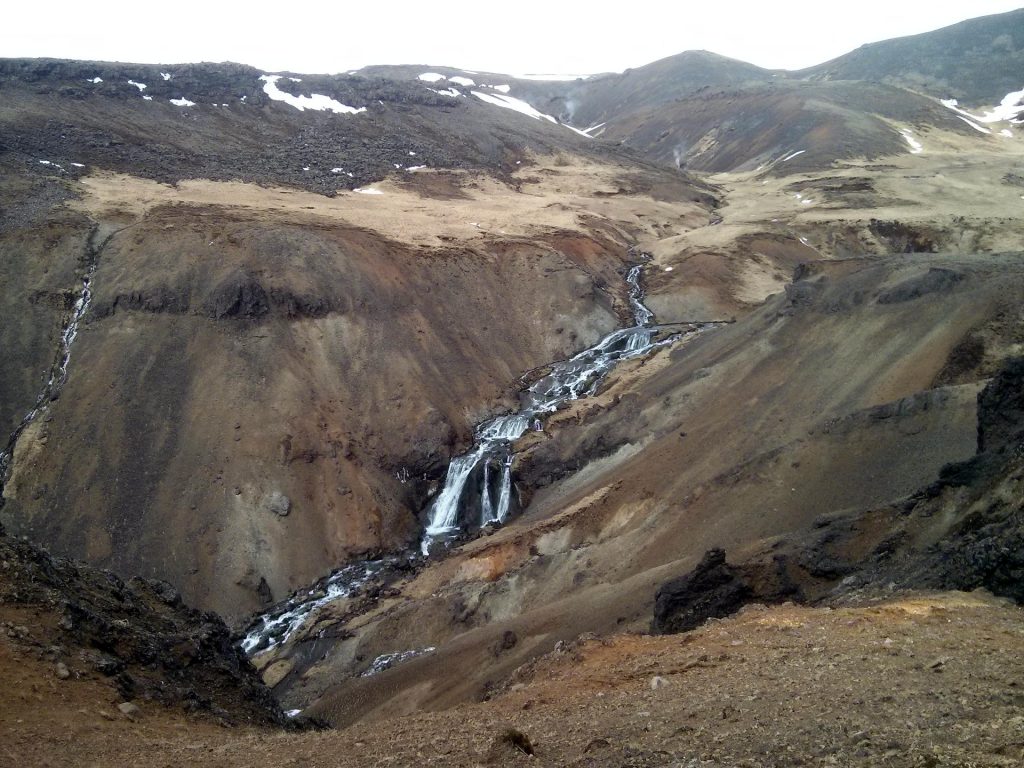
[977,357,1024,453]
[204,272,270,319]
[651,549,752,634]
[0,529,284,725]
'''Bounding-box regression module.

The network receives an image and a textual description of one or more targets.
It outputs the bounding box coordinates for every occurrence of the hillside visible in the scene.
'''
[803,8,1024,104]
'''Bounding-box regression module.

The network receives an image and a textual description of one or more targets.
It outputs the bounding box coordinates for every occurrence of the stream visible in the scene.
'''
[241,258,717,656]
[0,226,104,494]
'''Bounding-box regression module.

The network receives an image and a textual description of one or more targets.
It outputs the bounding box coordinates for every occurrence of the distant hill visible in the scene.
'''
[801,8,1024,105]
[594,79,976,174]
[559,50,778,129]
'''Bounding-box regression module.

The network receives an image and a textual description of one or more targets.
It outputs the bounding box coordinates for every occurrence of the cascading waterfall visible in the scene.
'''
[241,255,719,657]
[420,259,696,553]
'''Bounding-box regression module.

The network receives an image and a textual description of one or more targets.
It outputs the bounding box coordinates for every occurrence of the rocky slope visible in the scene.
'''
[0,525,282,726]
[803,8,1024,104]
[6,592,1024,766]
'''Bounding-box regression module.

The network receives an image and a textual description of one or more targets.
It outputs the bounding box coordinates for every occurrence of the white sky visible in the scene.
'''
[2,1,1022,75]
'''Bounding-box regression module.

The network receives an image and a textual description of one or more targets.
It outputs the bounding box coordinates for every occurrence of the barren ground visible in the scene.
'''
[4,591,1023,767]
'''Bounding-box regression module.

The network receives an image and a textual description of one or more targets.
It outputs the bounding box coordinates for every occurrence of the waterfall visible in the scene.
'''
[495,454,513,523]
[420,258,676,553]
[0,228,105,492]
[241,254,721,658]
[480,461,495,525]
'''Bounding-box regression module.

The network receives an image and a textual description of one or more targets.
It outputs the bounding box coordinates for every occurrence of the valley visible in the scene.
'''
[1,7,1024,766]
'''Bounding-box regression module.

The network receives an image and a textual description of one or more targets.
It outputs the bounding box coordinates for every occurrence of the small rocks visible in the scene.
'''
[650,675,669,689]
[485,727,534,762]
[267,491,291,517]
[117,701,140,717]
[54,662,70,680]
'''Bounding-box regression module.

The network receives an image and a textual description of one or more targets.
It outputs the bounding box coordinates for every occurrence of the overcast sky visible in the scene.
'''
[3,1,1022,74]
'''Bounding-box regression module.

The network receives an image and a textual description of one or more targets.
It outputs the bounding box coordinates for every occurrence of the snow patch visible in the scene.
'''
[663,266,674,272]
[490,84,511,93]
[1000,128,1014,138]
[418,72,446,83]
[70,162,84,168]
[406,165,426,171]
[781,150,805,162]
[430,87,461,98]
[583,122,607,135]
[142,95,153,101]
[169,98,195,107]
[956,115,992,134]
[471,91,591,137]
[127,80,147,91]
[259,75,365,115]
[942,89,1024,124]
[160,72,171,81]
[449,75,475,86]
[86,77,102,84]
[354,187,384,195]
[899,129,923,154]
[330,168,345,173]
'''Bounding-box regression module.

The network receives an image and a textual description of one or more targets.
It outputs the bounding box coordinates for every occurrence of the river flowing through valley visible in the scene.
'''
[241,259,718,656]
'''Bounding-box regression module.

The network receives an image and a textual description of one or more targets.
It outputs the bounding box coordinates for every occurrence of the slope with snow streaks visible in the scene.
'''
[260,75,366,115]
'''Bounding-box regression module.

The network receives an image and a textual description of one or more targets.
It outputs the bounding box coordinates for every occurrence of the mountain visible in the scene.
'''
[803,8,1024,104]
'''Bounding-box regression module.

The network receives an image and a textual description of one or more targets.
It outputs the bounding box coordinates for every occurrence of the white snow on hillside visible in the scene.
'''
[170,98,196,107]
[899,129,923,154]
[490,84,511,93]
[418,72,445,83]
[430,87,462,98]
[160,72,171,81]
[470,91,590,137]
[957,115,992,134]
[260,75,366,115]
[86,77,102,84]
[941,89,1024,125]
[449,76,475,87]
[127,80,147,91]
[781,150,805,162]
